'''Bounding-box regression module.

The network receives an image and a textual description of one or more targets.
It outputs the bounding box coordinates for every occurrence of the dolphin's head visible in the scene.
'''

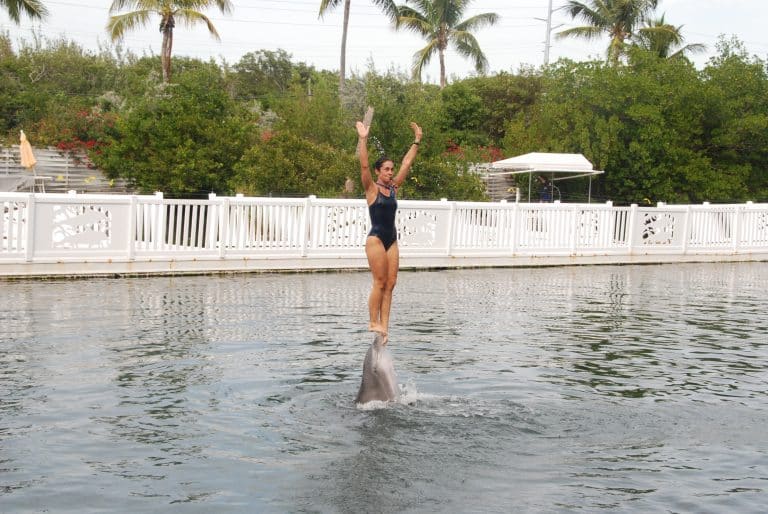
[372,332,387,349]
[355,332,398,405]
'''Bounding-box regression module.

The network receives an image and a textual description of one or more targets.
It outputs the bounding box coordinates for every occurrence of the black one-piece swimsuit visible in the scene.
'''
[368,185,398,250]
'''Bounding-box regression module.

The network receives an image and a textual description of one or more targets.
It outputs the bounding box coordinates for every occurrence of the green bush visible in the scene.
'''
[230,131,358,197]
[93,64,255,195]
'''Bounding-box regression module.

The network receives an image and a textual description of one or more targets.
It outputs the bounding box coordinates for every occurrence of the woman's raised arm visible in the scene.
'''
[393,122,422,187]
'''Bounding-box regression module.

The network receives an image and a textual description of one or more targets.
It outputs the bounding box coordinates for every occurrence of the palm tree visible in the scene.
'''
[396,0,498,88]
[2,0,48,22]
[632,15,706,59]
[318,0,399,92]
[556,0,658,64]
[107,0,233,83]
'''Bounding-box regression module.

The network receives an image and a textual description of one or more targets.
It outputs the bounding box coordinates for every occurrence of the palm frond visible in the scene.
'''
[454,12,499,33]
[109,0,157,14]
[370,0,399,21]
[318,0,343,18]
[556,25,604,42]
[397,7,432,37]
[4,0,49,22]
[452,31,488,73]
[107,10,153,40]
[176,9,220,39]
[411,39,439,80]
[563,0,606,28]
[667,43,706,59]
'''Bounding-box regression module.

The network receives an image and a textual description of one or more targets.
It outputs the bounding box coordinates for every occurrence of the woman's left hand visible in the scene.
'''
[410,122,422,142]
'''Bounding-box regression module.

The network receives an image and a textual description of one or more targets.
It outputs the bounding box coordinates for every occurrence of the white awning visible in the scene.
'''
[490,152,603,180]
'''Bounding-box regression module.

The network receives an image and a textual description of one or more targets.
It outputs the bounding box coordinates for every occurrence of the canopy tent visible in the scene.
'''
[490,152,604,202]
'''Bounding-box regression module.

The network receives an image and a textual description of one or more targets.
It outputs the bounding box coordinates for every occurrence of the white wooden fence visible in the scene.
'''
[2,192,767,276]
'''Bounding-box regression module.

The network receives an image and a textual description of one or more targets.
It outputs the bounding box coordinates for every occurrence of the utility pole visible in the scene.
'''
[544,0,554,65]
[535,0,561,66]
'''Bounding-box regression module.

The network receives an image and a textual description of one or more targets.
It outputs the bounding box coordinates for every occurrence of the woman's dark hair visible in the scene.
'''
[374,156,394,171]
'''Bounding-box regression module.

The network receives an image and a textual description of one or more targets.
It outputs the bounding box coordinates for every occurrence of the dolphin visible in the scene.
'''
[355,333,398,405]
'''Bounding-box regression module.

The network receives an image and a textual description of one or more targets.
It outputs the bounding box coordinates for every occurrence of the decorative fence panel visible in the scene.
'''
[1,196,29,257]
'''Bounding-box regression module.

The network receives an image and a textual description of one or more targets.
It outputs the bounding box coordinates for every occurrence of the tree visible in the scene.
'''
[318,0,399,92]
[441,71,541,145]
[702,37,768,201]
[557,0,658,64]
[632,15,705,59]
[271,72,350,148]
[107,0,233,83]
[93,64,255,195]
[231,49,316,109]
[1,0,47,22]
[396,0,498,88]
[230,131,358,197]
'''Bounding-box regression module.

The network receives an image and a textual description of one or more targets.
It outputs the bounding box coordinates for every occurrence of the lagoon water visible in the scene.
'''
[1,263,767,513]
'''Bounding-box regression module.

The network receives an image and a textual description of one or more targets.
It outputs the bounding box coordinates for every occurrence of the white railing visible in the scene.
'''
[2,192,768,269]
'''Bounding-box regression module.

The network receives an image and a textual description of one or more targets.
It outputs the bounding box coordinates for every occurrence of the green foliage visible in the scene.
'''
[271,73,350,148]
[0,35,119,140]
[230,131,357,197]
[93,64,255,196]
[503,50,767,204]
[231,49,315,108]
[440,71,541,145]
[401,155,487,201]
[361,70,442,159]
[702,37,768,200]
[440,80,486,146]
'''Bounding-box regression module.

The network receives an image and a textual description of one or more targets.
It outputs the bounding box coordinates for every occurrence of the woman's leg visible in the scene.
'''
[365,236,389,334]
[378,243,399,335]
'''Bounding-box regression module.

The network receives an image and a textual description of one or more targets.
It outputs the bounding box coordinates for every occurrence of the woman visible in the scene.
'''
[356,120,422,340]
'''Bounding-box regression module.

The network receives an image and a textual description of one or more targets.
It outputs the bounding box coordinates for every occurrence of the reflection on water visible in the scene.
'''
[1,263,767,512]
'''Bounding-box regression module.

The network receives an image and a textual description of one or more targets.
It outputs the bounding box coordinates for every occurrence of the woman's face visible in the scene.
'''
[377,160,395,183]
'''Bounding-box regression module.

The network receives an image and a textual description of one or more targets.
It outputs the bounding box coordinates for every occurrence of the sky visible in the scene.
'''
[1,0,766,84]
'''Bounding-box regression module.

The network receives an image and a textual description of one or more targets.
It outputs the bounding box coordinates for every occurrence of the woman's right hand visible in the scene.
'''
[356,121,369,139]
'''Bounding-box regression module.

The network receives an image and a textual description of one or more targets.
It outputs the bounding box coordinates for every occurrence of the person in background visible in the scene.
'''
[538,175,552,202]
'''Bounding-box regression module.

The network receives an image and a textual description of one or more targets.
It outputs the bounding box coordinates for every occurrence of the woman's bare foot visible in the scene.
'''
[368,323,388,344]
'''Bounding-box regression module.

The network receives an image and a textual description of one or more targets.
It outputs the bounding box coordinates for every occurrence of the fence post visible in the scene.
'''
[154,191,165,251]
[732,203,742,253]
[24,193,36,262]
[300,195,314,257]
[743,201,753,247]
[681,205,692,255]
[219,197,230,258]
[570,205,579,255]
[127,195,137,261]
[510,202,519,255]
[443,198,454,256]
[497,199,507,249]
[627,204,638,255]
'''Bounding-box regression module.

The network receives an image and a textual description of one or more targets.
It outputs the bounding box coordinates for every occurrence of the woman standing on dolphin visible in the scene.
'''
[356,120,422,339]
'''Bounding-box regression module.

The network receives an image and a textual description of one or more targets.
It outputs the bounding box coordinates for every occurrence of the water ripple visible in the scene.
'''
[1,263,767,513]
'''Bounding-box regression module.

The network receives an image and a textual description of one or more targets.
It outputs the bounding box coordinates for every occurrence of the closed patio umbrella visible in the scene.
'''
[19,130,44,191]
[19,130,37,171]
